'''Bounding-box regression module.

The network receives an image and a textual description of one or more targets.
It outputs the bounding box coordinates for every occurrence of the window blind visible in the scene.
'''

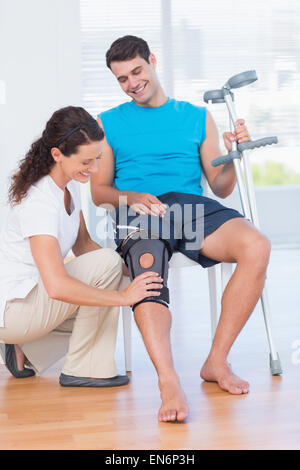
[80,0,300,169]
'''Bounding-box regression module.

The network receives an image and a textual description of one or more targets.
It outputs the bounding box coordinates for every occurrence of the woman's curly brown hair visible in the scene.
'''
[9,106,104,205]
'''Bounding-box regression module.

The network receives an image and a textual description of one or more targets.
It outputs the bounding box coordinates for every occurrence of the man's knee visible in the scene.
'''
[139,252,155,269]
[255,234,271,268]
[118,232,172,310]
[239,232,271,269]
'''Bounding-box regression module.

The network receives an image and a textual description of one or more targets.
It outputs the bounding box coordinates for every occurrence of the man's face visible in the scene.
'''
[110,54,159,106]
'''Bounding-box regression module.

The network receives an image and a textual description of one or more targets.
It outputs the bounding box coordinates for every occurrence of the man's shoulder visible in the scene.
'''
[98,101,132,120]
[172,99,206,114]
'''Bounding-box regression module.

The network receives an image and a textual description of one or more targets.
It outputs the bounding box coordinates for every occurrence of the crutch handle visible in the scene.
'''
[211,137,278,167]
[211,150,241,167]
[237,136,278,152]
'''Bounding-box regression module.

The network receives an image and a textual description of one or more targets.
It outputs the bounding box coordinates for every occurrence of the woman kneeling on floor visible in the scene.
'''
[0,106,162,387]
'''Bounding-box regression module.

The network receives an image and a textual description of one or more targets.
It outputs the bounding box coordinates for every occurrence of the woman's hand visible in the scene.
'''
[121,271,163,306]
[223,119,251,153]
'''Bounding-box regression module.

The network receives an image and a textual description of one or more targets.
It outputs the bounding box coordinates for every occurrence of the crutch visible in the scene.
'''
[203,70,282,376]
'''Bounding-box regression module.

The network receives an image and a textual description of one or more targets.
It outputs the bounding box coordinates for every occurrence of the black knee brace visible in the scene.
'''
[117,231,172,310]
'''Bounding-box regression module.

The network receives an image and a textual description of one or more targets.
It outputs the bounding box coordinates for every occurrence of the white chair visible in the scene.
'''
[101,173,243,372]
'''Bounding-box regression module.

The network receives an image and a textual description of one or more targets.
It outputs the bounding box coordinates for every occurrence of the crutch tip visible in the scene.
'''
[269,353,283,375]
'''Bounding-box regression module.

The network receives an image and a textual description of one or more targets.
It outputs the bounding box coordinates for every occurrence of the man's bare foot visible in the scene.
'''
[158,374,189,422]
[14,344,25,371]
[200,357,249,394]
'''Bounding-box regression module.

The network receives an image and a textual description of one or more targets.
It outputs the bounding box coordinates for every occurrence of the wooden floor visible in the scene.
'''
[0,248,300,450]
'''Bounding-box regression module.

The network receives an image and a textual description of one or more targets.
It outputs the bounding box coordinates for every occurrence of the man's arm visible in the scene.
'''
[90,118,132,208]
[91,118,167,216]
[200,110,250,198]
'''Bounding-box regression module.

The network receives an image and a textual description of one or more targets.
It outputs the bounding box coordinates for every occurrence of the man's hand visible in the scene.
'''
[223,119,251,153]
[127,191,167,217]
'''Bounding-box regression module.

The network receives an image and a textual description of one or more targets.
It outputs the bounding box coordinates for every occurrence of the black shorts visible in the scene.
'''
[113,192,244,268]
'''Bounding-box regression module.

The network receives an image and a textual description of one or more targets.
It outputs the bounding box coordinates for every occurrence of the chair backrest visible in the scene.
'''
[200,164,242,213]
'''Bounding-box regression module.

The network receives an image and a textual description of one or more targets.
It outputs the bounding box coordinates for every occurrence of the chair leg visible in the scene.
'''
[221,262,233,293]
[207,266,218,341]
[208,264,232,342]
[122,306,132,372]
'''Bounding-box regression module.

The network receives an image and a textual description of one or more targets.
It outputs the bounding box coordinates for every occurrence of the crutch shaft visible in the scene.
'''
[232,158,252,220]
[224,93,260,226]
[224,93,279,363]
[260,283,278,359]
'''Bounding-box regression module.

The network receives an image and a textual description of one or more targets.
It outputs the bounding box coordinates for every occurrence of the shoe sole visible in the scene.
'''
[59,373,130,388]
[0,343,35,378]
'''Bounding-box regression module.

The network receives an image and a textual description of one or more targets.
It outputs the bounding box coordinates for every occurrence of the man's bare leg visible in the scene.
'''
[199,218,271,394]
[134,302,188,422]
[134,251,188,422]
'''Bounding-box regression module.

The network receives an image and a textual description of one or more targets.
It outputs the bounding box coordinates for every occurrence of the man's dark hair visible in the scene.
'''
[106,35,151,69]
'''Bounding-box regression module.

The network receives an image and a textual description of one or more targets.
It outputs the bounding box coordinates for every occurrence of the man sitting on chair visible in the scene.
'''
[91,35,271,423]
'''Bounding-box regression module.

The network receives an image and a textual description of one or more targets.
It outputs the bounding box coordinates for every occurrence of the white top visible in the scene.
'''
[0,175,81,327]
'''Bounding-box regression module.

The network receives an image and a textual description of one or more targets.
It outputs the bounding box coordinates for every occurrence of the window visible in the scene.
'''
[80,0,300,185]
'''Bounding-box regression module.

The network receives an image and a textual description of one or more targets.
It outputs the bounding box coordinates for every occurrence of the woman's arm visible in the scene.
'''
[29,235,162,307]
[72,211,101,256]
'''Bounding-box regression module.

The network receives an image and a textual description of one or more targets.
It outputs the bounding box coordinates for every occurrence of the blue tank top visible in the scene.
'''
[99,98,207,196]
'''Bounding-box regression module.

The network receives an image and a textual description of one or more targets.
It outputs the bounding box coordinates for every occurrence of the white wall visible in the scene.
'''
[0,0,82,227]
[209,185,300,247]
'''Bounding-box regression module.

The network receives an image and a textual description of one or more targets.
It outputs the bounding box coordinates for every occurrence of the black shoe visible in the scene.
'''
[59,372,130,388]
[0,343,35,378]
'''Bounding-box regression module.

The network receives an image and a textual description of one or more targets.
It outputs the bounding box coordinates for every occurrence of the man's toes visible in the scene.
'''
[231,386,243,394]
[159,408,185,422]
[166,410,177,421]
[231,382,250,394]
[221,380,243,394]
[177,410,187,422]
[237,380,249,394]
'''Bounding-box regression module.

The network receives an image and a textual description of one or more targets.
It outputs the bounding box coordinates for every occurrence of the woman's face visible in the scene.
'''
[52,141,103,184]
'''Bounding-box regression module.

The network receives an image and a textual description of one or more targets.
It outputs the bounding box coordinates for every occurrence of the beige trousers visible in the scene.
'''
[0,248,123,378]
